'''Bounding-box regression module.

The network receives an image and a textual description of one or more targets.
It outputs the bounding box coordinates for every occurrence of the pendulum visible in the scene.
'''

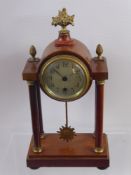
[57,102,76,142]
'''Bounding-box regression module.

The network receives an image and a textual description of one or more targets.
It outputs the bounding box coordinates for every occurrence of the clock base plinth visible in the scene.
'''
[27,133,109,168]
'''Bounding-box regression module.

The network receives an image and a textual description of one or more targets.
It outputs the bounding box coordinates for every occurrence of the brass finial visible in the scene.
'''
[29,45,39,62]
[52,8,75,33]
[96,44,103,60]
[30,45,36,58]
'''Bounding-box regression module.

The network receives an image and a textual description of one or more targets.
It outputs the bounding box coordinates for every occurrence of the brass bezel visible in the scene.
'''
[39,55,92,101]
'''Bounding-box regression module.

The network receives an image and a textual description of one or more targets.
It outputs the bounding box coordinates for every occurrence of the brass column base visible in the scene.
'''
[32,146,43,153]
[94,147,104,153]
[40,133,45,139]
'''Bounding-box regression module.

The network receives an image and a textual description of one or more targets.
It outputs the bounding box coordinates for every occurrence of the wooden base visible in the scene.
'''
[27,133,109,169]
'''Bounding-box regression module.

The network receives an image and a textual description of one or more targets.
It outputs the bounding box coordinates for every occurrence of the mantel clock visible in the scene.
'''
[22,8,109,169]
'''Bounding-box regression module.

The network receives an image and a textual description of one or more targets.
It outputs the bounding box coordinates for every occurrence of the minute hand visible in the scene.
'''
[54,68,63,78]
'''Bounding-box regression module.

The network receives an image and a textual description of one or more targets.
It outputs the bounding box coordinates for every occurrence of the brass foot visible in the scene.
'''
[94,147,104,153]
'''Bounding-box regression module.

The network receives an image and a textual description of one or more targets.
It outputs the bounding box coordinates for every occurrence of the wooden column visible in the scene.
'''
[36,82,44,137]
[28,81,42,153]
[94,80,104,153]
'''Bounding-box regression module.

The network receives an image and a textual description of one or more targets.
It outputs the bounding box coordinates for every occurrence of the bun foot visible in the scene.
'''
[97,166,109,170]
[29,167,40,170]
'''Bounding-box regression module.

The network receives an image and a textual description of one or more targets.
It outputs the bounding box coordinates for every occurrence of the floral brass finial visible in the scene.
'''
[52,8,75,33]
[96,44,103,60]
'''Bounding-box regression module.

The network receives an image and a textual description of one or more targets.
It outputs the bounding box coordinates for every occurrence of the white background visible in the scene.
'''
[0,0,131,175]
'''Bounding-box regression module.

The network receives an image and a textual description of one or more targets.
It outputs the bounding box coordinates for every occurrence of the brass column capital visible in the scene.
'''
[27,81,35,86]
[96,80,105,85]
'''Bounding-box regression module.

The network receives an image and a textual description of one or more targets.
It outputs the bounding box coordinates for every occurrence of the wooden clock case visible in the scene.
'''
[22,31,109,169]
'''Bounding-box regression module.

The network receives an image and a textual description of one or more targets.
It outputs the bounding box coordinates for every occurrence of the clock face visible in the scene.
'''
[39,55,92,101]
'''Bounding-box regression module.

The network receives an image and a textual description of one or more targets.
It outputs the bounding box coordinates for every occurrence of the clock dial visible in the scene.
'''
[39,55,92,101]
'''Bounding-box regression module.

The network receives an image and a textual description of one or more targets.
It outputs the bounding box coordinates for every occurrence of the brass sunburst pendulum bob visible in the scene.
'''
[57,102,76,142]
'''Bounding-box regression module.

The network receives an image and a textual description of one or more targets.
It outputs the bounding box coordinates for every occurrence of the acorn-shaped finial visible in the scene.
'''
[30,45,36,58]
[29,45,39,62]
[96,44,103,60]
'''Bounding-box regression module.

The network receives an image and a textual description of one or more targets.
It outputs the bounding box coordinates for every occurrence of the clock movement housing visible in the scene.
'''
[38,36,93,101]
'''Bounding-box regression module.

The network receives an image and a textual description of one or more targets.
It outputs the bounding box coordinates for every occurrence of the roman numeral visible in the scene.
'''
[76,82,80,87]
[56,64,60,69]
[71,88,75,93]
[63,61,69,67]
